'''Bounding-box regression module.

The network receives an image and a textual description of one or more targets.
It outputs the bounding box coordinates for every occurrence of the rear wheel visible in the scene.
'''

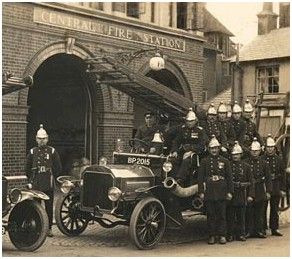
[8,200,49,252]
[129,197,166,250]
[55,193,89,236]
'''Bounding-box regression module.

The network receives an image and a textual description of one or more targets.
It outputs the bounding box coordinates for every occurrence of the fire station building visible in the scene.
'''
[2,2,232,186]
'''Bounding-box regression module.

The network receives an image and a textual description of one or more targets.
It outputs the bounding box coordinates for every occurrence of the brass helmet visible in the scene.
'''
[152,131,164,143]
[250,137,261,151]
[243,99,254,112]
[185,107,197,121]
[209,134,220,148]
[36,124,48,138]
[232,101,242,113]
[231,141,243,155]
[266,134,276,147]
[217,101,228,113]
[207,103,217,115]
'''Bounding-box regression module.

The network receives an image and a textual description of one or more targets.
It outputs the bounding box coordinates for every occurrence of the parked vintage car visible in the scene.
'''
[55,139,204,250]
[2,177,49,251]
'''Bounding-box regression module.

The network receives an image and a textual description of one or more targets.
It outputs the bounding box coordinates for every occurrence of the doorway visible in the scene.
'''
[27,54,94,174]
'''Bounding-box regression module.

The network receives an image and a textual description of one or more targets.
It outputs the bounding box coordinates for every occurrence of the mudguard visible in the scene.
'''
[20,189,49,201]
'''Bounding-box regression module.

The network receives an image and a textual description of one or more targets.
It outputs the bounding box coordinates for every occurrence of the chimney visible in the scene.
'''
[257,2,278,35]
[279,2,290,28]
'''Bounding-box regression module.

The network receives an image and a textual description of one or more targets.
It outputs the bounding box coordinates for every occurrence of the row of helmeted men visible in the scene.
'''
[166,100,286,245]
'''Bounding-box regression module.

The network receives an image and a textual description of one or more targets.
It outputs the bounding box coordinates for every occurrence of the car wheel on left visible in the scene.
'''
[8,200,49,252]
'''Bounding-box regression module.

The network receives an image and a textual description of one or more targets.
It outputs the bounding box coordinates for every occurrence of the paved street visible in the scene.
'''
[3,213,290,257]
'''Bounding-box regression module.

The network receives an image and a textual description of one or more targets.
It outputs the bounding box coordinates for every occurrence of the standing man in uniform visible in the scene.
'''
[198,135,233,245]
[263,134,286,236]
[242,99,264,154]
[217,101,236,155]
[200,103,228,156]
[170,108,207,186]
[135,111,164,152]
[26,124,62,237]
[230,101,246,146]
[244,138,272,238]
[226,141,254,242]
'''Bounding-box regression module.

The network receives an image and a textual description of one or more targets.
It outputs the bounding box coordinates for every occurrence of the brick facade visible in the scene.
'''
[3,2,205,188]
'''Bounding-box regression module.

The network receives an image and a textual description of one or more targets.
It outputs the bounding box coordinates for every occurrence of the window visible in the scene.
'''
[256,66,279,93]
[169,3,173,26]
[71,2,103,11]
[151,3,155,23]
[177,2,187,29]
[127,2,140,18]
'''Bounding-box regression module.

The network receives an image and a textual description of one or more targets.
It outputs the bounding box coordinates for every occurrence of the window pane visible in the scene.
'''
[127,2,140,18]
[267,67,273,76]
[273,67,279,76]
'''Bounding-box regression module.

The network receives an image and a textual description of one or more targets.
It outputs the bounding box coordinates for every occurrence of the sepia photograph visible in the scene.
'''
[2,1,290,257]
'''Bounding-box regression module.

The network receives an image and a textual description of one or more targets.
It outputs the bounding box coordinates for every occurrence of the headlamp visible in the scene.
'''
[108,187,122,202]
[9,188,22,204]
[162,161,173,173]
[60,180,74,194]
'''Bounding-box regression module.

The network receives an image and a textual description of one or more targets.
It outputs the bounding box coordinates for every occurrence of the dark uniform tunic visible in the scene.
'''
[218,120,236,150]
[135,123,164,148]
[171,124,207,184]
[243,118,264,149]
[244,156,272,234]
[230,117,246,145]
[199,120,228,148]
[227,161,254,237]
[26,145,62,228]
[198,155,233,236]
[262,153,286,231]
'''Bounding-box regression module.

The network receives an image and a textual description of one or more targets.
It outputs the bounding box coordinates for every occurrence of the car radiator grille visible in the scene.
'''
[81,172,113,210]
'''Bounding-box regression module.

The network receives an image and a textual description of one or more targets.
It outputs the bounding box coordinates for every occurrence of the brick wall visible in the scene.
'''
[3,2,205,188]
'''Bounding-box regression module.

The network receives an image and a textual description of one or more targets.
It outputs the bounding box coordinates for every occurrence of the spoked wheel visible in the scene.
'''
[8,200,49,251]
[129,197,166,250]
[55,193,89,236]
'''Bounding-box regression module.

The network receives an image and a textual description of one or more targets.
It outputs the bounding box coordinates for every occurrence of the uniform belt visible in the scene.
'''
[36,166,52,173]
[254,176,265,183]
[233,181,251,188]
[208,175,225,181]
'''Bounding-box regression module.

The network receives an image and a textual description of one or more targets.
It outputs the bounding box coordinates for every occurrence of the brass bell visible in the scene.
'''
[152,131,164,143]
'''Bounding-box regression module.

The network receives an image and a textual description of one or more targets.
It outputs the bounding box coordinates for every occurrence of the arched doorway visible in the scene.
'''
[133,68,186,135]
[27,53,95,174]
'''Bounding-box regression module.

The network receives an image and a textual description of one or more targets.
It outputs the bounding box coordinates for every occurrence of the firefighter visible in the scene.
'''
[230,101,246,145]
[263,134,286,236]
[242,99,264,153]
[245,138,272,238]
[217,101,236,154]
[135,111,164,152]
[200,103,228,156]
[170,108,207,186]
[198,135,233,245]
[26,124,62,237]
[226,141,254,242]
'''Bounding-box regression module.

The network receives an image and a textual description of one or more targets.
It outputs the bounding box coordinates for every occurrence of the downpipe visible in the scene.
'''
[163,177,198,198]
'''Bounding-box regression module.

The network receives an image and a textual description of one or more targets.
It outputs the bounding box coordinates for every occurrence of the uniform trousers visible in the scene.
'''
[43,189,54,229]
[227,205,246,236]
[206,200,227,236]
[263,196,280,231]
[246,200,265,234]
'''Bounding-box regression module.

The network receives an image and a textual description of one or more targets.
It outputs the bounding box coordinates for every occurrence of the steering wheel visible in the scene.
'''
[129,138,150,153]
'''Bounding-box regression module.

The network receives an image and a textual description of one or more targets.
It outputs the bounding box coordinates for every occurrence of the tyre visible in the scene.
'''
[129,197,166,250]
[55,193,89,236]
[8,200,49,252]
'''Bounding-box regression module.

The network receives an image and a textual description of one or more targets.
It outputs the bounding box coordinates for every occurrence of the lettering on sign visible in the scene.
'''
[33,7,185,52]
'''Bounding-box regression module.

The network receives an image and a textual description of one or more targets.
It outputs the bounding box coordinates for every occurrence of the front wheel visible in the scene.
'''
[129,197,166,250]
[8,200,49,252]
[55,193,89,236]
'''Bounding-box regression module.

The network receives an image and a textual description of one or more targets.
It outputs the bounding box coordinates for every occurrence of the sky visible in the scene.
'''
[206,2,281,45]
